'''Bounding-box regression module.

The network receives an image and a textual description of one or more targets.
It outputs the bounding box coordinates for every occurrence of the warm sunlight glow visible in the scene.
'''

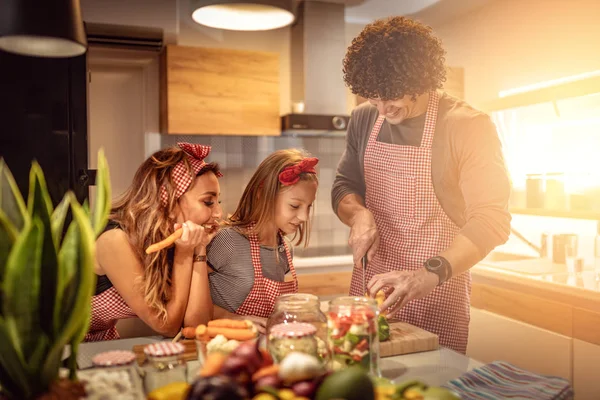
[498,70,600,98]
[192,4,294,31]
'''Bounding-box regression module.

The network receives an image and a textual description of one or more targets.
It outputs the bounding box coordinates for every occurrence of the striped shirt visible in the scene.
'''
[207,227,292,313]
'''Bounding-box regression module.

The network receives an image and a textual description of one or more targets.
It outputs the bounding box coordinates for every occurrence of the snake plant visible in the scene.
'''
[0,150,111,399]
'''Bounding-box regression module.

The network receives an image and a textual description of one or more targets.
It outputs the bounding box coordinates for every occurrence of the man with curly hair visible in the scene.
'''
[331,16,511,353]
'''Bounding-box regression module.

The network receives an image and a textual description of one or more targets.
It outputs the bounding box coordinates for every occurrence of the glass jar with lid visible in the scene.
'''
[267,293,329,363]
[83,350,142,399]
[327,296,380,377]
[142,342,187,393]
[268,322,319,363]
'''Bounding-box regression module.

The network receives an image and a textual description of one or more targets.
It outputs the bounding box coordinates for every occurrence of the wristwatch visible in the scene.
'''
[194,254,207,263]
[423,256,452,286]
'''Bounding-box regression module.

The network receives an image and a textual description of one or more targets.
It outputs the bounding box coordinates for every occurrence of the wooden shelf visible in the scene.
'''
[510,208,600,220]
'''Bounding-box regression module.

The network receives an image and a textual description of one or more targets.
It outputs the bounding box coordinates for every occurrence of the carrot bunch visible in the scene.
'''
[181,319,258,342]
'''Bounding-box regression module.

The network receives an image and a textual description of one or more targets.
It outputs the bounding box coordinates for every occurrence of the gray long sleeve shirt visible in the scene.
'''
[331,92,511,256]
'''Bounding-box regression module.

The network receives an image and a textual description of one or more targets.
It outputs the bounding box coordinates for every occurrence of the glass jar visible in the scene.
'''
[267,293,329,363]
[85,350,142,398]
[327,296,380,377]
[142,342,187,393]
[268,322,319,363]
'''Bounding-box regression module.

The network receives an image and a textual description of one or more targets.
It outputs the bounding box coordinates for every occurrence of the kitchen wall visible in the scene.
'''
[430,0,600,266]
[161,135,351,252]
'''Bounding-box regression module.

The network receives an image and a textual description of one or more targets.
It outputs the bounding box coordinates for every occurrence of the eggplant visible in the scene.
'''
[186,376,248,400]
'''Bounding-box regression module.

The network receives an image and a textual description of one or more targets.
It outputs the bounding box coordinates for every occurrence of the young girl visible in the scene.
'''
[86,143,223,341]
[207,149,319,332]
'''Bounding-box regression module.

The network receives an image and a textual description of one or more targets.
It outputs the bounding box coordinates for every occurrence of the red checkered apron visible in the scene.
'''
[235,226,299,318]
[85,286,137,342]
[349,91,471,353]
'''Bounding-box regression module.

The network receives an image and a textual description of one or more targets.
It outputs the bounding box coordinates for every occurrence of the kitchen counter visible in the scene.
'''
[75,337,482,387]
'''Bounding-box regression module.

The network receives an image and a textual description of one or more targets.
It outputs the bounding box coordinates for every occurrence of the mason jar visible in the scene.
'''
[327,296,380,377]
[142,342,187,393]
[268,322,319,363]
[267,293,329,363]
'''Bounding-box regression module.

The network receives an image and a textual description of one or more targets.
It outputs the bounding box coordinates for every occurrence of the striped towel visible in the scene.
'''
[443,361,574,400]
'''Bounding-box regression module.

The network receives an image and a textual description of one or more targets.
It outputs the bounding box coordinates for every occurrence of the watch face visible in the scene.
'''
[428,257,443,270]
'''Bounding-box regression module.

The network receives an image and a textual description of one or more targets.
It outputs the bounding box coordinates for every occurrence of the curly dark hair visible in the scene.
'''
[343,16,447,101]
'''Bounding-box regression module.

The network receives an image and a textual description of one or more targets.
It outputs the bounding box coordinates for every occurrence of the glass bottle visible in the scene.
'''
[267,293,329,363]
[327,296,380,377]
[142,342,187,393]
[268,322,319,363]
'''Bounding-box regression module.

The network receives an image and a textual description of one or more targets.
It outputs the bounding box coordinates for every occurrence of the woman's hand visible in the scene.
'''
[174,221,218,255]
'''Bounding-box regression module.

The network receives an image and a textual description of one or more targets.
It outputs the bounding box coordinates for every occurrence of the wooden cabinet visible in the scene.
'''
[573,339,600,399]
[467,307,572,380]
[160,45,280,136]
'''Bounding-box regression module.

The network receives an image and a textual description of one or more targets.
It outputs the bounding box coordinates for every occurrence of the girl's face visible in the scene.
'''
[274,180,318,235]
[176,172,222,227]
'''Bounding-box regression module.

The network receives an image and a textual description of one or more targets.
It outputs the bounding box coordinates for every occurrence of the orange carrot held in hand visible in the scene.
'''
[145,228,183,254]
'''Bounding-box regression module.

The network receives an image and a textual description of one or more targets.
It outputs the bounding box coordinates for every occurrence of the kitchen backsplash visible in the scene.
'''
[161,135,351,252]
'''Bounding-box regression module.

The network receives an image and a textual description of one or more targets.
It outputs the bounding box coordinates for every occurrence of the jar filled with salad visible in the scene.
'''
[268,322,319,363]
[327,296,381,377]
[267,293,329,363]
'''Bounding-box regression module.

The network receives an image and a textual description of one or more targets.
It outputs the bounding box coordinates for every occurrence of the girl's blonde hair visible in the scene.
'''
[109,146,220,322]
[229,149,318,247]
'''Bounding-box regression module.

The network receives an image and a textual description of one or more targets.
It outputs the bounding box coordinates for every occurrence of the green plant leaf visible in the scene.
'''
[54,221,80,332]
[50,195,71,247]
[0,210,19,298]
[68,308,92,380]
[27,162,59,340]
[91,149,111,237]
[3,216,43,364]
[0,316,31,399]
[43,197,96,382]
[0,159,27,233]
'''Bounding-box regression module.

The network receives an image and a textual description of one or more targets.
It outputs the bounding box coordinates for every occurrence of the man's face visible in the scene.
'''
[368,94,418,125]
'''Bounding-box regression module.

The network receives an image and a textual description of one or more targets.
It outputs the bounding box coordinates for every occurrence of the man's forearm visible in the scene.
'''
[336,193,368,227]
[438,233,485,278]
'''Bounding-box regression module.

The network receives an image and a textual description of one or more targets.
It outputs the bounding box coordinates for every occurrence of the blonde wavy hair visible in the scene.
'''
[229,148,318,248]
[109,146,220,322]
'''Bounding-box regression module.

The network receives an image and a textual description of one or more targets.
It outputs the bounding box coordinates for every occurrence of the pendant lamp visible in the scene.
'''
[0,0,87,58]
[191,0,295,31]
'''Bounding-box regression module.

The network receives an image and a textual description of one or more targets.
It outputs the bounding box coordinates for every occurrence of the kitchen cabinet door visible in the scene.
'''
[467,307,572,381]
[160,45,280,136]
[573,339,600,399]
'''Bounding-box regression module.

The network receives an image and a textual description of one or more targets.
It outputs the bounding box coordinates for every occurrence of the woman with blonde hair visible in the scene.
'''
[207,149,319,332]
[86,143,222,341]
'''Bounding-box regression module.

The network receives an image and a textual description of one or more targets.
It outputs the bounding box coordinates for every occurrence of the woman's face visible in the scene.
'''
[176,172,222,226]
[274,180,318,235]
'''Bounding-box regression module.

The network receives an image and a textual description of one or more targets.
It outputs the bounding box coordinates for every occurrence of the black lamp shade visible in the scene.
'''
[191,0,295,31]
[0,0,87,58]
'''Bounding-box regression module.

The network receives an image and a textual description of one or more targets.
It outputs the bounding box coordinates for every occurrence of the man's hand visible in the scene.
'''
[349,209,380,264]
[367,268,439,315]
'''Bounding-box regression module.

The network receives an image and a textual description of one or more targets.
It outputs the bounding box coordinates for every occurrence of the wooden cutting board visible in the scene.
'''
[379,321,439,357]
[132,340,198,366]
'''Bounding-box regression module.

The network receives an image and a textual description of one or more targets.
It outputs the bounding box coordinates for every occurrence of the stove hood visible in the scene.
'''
[281,1,358,136]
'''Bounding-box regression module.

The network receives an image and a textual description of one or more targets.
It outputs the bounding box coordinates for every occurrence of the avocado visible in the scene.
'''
[315,366,375,400]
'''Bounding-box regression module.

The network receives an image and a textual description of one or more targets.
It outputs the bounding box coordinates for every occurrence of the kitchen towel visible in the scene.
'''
[444,361,573,400]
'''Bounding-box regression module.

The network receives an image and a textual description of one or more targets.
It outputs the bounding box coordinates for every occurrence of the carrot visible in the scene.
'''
[199,352,227,377]
[252,364,280,382]
[182,327,196,339]
[196,324,209,342]
[145,228,183,254]
[208,319,251,329]
[206,326,257,341]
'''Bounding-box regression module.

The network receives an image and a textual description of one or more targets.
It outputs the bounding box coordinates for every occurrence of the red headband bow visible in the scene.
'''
[278,157,319,186]
[160,142,222,206]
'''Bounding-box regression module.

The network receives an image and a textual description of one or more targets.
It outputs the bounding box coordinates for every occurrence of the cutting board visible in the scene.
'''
[379,321,439,357]
[132,340,198,366]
